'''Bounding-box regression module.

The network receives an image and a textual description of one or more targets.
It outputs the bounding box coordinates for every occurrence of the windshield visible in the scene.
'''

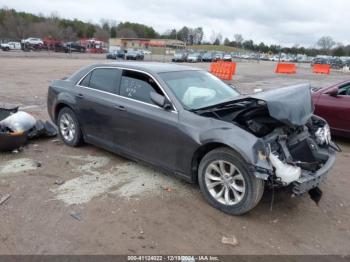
[159,70,240,110]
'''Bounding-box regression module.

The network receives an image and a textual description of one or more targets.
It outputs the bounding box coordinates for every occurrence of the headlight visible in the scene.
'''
[315,124,331,145]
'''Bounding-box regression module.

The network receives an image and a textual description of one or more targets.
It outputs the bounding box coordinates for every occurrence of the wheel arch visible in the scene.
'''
[191,142,250,184]
[54,103,75,124]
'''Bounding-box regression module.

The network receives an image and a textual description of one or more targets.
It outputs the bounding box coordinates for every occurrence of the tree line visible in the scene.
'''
[219,35,350,57]
[0,7,349,56]
[0,8,203,44]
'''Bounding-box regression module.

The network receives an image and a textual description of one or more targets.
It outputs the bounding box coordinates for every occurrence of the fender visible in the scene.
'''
[199,126,272,179]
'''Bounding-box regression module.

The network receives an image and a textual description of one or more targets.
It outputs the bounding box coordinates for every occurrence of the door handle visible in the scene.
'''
[76,93,84,99]
[114,105,127,111]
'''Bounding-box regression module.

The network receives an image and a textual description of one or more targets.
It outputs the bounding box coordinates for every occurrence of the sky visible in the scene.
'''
[1,0,349,47]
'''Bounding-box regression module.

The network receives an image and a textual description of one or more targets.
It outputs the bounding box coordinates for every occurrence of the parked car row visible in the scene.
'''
[0,37,97,53]
[171,51,313,63]
[311,56,350,69]
[172,51,235,63]
[53,42,86,53]
[106,50,145,60]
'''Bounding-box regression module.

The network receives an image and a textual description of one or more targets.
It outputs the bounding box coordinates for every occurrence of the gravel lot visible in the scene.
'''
[0,52,350,255]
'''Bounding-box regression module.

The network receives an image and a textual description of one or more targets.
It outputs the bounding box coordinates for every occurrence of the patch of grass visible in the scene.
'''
[189,45,245,52]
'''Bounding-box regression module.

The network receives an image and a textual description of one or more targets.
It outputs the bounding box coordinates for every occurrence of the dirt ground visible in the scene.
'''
[0,52,350,255]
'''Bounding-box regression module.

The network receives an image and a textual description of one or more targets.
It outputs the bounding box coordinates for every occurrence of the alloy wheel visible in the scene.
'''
[59,113,76,142]
[204,160,246,205]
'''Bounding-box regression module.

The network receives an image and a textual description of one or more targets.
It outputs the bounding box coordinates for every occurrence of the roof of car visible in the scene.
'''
[68,62,202,84]
[94,62,201,74]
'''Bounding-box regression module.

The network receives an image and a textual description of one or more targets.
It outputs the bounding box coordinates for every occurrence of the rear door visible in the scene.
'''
[113,69,181,171]
[315,82,350,132]
[76,67,122,150]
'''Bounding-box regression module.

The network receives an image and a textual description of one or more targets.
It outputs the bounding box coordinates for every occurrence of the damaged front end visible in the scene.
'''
[195,84,340,201]
[262,115,338,196]
[0,106,57,151]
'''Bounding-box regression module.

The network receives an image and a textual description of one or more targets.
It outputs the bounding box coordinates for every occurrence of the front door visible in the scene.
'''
[76,67,122,150]
[113,69,182,171]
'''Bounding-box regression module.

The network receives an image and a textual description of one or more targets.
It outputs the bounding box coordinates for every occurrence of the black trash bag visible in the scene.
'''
[27,120,57,139]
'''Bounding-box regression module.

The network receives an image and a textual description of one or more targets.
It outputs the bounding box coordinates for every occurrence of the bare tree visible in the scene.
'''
[94,27,109,41]
[234,34,243,44]
[210,30,217,44]
[31,21,64,39]
[117,28,137,38]
[0,11,28,39]
[217,33,223,45]
[317,36,335,54]
[210,31,222,44]
[62,26,77,41]
[192,27,204,44]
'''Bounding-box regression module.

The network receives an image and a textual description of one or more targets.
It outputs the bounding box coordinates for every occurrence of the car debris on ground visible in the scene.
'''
[0,194,11,205]
[54,179,65,185]
[221,235,239,246]
[0,106,57,151]
[70,211,81,221]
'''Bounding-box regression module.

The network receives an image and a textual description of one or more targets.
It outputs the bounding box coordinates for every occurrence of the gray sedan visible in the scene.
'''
[47,62,338,215]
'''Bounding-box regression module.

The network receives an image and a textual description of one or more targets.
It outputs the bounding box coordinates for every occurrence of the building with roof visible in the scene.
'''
[109,38,185,54]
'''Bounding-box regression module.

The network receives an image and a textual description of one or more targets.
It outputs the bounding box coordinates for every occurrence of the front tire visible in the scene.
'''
[57,107,83,147]
[198,147,264,215]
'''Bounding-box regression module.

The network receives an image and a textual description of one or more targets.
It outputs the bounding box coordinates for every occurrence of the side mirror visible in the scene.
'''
[150,92,172,110]
[326,88,338,97]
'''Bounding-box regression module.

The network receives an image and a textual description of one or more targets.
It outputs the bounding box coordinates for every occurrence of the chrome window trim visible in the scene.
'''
[76,66,178,113]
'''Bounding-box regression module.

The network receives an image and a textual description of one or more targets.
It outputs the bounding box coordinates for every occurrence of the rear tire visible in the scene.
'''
[198,147,264,215]
[57,107,83,147]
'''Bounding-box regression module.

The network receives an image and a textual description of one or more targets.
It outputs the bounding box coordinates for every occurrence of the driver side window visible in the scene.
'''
[119,70,164,105]
[338,84,350,96]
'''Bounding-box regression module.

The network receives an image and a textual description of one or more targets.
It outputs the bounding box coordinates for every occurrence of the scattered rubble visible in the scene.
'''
[70,211,81,221]
[0,158,41,175]
[271,219,279,224]
[52,139,63,145]
[0,194,11,205]
[221,235,239,246]
[162,186,172,192]
[54,179,65,185]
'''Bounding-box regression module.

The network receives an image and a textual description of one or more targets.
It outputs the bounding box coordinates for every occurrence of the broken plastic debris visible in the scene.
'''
[162,186,172,192]
[70,211,81,221]
[308,187,323,205]
[221,235,238,246]
[269,152,301,185]
[54,179,65,185]
[0,107,57,151]
[0,194,11,205]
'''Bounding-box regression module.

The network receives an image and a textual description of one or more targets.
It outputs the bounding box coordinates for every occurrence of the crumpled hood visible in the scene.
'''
[251,84,314,126]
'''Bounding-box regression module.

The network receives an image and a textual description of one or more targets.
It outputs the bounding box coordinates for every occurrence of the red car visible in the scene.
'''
[312,80,350,138]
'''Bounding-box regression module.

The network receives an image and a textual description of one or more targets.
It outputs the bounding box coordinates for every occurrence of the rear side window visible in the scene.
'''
[80,68,122,94]
[80,72,91,87]
[119,70,163,104]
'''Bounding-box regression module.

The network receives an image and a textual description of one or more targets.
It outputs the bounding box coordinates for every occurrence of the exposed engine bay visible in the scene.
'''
[193,84,340,201]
